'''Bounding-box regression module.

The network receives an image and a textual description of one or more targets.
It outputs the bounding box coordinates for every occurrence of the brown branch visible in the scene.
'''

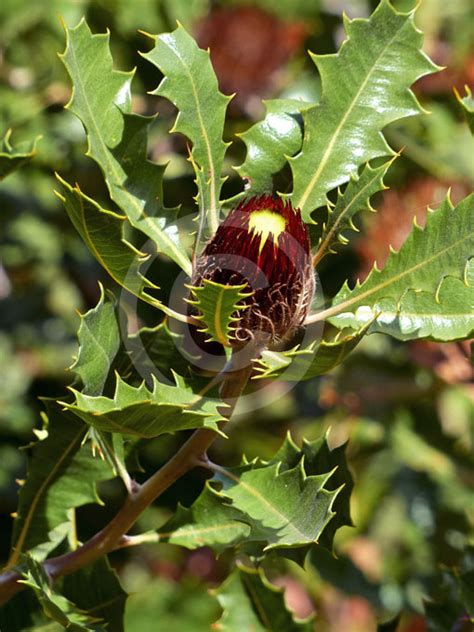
[0,345,257,606]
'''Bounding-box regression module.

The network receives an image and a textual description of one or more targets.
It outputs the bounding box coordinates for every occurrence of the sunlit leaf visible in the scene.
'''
[70,286,121,397]
[312,159,393,265]
[289,0,438,220]
[254,327,368,381]
[60,20,191,273]
[187,279,252,346]
[144,23,231,237]
[235,99,306,196]
[325,194,474,341]
[8,406,113,566]
[64,374,225,437]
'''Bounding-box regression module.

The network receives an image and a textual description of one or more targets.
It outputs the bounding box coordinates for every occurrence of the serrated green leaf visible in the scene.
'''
[70,286,121,397]
[64,374,225,438]
[62,558,127,632]
[60,20,191,273]
[324,194,474,341]
[212,459,339,550]
[456,84,474,134]
[312,159,393,265]
[268,432,353,549]
[254,327,367,381]
[160,483,251,553]
[235,99,306,196]
[289,0,438,220]
[187,279,251,346]
[143,24,231,236]
[18,555,105,631]
[156,433,350,556]
[213,565,313,632]
[8,405,113,567]
[0,130,38,180]
[56,176,165,312]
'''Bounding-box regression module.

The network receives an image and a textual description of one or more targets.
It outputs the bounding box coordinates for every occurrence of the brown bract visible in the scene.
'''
[193,195,314,346]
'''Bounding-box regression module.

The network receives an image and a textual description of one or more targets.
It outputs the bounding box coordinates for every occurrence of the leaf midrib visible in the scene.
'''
[160,39,219,233]
[66,35,191,274]
[8,428,86,568]
[295,23,404,213]
[308,228,473,324]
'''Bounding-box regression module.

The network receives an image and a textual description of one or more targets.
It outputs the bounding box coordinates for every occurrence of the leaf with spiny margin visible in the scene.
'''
[160,483,251,553]
[64,374,225,437]
[289,0,438,220]
[456,84,474,134]
[62,558,128,632]
[267,432,353,551]
[327,194,474,342]
[9,406,113,567]
[213,565,313,632]
[18,555,105,631]
[211,459,339,550]
[312,159,392,266]
[235,98,306,196]
[187,279,252,346]
[60,20,191,273]
[70,285,121,397]
[334,261,474,341]
[0,130,39,180]
[143,24,231,237]
[156,433,348,556]
[56,176,165,312]
[253,327,368,381]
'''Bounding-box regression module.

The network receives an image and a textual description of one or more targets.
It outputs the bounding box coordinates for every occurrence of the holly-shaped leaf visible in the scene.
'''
[158,432,351,556]
[60,20,191,273]
[56,176,163,311]
[289,0,438,220]
[254,327,368,381]
[160,483,251,553]
[321,194,474,341]
[213,565,313,632]
[64,374,226,437]
[0,130,39,180]
[8,406,113,567]
[312,158,393,266]
[70,286,121,397]
[187,279,252,346]
[143,24,232,237]
[235,98,306,196]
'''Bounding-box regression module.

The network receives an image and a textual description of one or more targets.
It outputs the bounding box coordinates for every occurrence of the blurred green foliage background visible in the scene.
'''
[0,1,473,630]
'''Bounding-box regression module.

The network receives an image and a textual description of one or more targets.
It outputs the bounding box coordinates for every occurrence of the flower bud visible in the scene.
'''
[192,195,314,345]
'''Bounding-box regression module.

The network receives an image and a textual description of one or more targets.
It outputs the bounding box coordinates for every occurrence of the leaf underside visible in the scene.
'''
[328,194,474,341]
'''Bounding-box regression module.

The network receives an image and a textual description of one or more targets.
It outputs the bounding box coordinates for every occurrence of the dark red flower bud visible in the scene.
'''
[192,195,314,346]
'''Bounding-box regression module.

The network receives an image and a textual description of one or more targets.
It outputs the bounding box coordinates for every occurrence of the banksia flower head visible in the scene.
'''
[192,195,314,346]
